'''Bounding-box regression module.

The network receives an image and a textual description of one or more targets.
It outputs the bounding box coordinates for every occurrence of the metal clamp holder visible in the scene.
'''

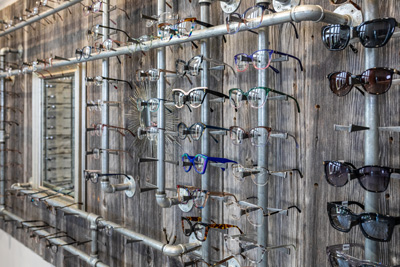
[334,124,370,133]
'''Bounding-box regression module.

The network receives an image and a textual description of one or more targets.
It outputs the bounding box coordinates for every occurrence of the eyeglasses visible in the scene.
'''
[137,98,172,112]
[181,256,236,267]
[86,76,133,90]
[137,126,161,141]
[177,122,229,142]
[225,3,298,38]
[141,12,178,27]
[233,49,303,73]
[327,68,399,96]
[326,243,400,267]
[175,55,236,77]
[327,201,400,242]
[82,0,130,20]
[182,153,237,175]
[172,87,228,109]
[94,39,124,53]
[75,46,93,61]
[84,170,131,184]
[181,216,243,242]
[176,185,238,208]
[91,123,136,138]
[323,161,400,193]
[229,87,300,112]
[225,199,301,227]
[88,148,133,159]
[322,18,400,51]
[228,126,271,146]
[135,68,176,82]
[224,235,296,264]
[231,164,303,186]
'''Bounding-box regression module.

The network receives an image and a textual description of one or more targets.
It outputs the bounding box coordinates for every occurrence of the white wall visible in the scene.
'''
[0,229,54,267]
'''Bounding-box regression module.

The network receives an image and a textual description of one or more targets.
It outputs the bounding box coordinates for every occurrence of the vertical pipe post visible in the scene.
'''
[157,0,166,198]
[199,0,211,265]
[363,0,379,262]
[0,54,5,208]
[257,27,269,267]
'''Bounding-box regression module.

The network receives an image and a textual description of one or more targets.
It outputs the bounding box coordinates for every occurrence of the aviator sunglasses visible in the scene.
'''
[322,17,400,51]
[327,67,400,96]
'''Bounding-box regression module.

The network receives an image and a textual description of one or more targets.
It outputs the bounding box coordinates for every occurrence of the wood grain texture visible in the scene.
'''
[0,0,399,266]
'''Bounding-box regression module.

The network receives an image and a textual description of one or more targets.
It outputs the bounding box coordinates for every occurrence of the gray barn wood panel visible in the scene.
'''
[0,0,399,266]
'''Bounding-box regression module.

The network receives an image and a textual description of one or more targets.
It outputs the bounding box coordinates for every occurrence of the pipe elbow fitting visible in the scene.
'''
[156,193,180,208]
[291,5,324,23]
[100,179,115,193]
[162,244,185,257]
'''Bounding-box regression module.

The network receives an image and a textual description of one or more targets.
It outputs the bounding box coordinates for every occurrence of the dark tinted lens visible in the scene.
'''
[357,19,393,48]
[322,24,351,51]
[328,72,353,96]
[360,68,392,95]
[329,254,351,267]
[329,204,353,231]
[324,162,350,187]
[360,214,391,241]
[358,166,390,192]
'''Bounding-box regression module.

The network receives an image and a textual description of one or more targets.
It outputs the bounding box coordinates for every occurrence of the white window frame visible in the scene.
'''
[31,64,86,204]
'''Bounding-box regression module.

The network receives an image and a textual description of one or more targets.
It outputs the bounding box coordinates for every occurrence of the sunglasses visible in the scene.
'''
[229,87,300,112]
[181,216,243,242]
[225,235,296,264]
[322,18,400,51]
[172,87,228,109]
[327,68,399,96]
[323,161,400,193]
[326,243,400,267]
[231,164,303,186]
[233,49,303,73]
[177,122,229,142]
[327,201,400,242]
[181,153,237,175]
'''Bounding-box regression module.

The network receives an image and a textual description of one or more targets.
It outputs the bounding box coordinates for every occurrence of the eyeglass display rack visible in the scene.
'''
[0,0,398,266]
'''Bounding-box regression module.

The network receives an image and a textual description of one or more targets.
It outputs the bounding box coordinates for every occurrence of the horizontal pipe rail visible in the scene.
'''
[0,0,84,37]
[7,185,200,257]
[0,208,108,267]
[0,5,350,78]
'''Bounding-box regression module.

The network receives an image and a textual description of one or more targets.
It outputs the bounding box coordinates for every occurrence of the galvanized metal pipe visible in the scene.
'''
[8,185,200,256]
[0,5,350,79]
[199,1,211,265]
[257,27,269,267]
[0,208,108,267]
[363,0,380,262]
[0,0,84,37]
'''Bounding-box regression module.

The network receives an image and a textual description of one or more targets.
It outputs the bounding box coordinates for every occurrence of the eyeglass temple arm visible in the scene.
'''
[266,7,298,39]
[270,129,299,148]
[102,77,133,90]
[97,25,133,41]
[269,88,300,113]
[273,51,303,71]
[141,13,158,21]
[203,56,237,76]
[330,201,365,210]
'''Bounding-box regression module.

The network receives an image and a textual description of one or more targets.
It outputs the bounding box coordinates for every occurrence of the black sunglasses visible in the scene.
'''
[322,17,400,51]
[323,161,400,193]
[327,67,400,96]
[327,201,400,242]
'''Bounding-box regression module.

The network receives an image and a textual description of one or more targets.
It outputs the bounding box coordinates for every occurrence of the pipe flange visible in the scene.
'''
[17,45,23,60]
[177,188,194,213]
[226,257,241,267]
[273,0,300,12]
[333,3,363,26]
[124,176,136,198]
[220,0,241,14]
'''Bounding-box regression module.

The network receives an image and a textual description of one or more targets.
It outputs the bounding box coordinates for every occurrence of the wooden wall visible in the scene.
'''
[0,0,399,266]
